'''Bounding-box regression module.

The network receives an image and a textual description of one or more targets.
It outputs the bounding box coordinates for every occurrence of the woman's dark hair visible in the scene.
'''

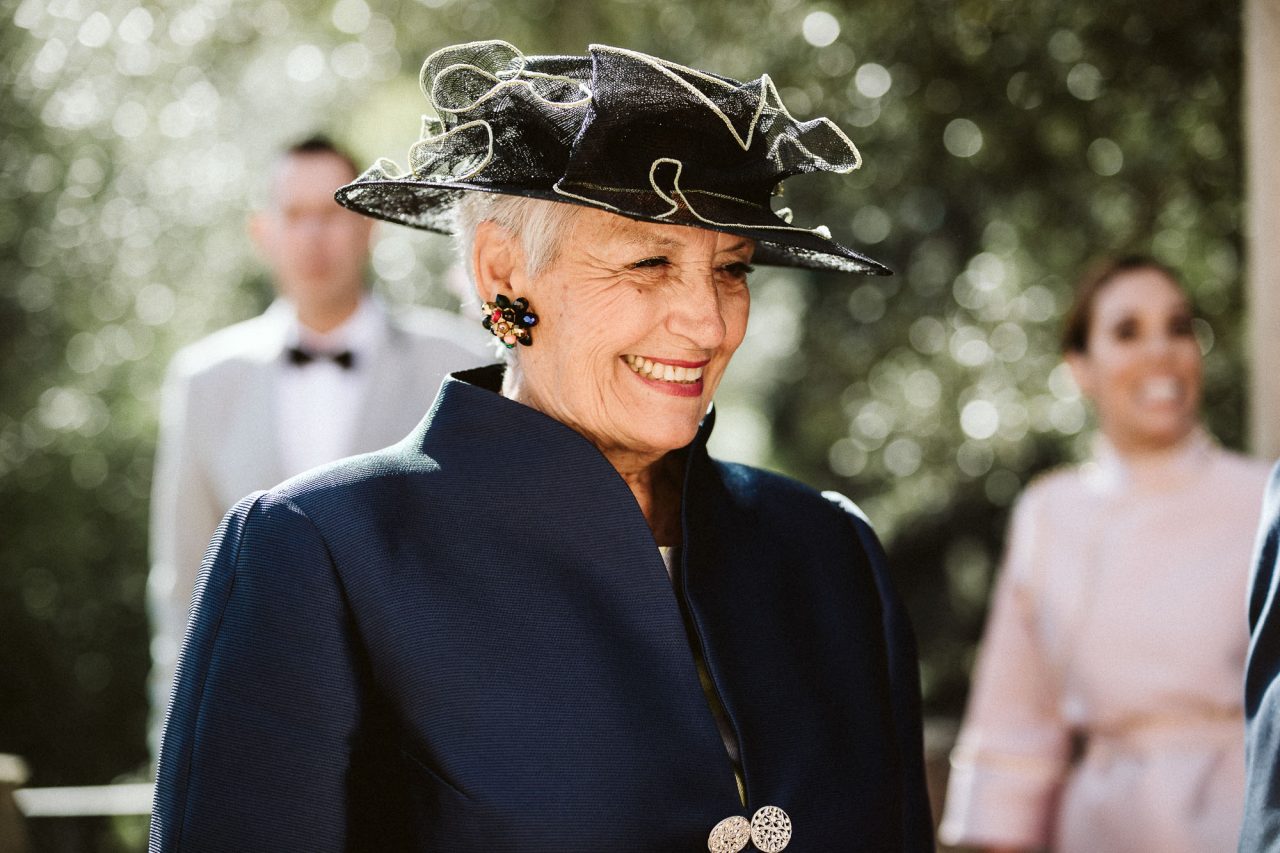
[1060,254,1186,353]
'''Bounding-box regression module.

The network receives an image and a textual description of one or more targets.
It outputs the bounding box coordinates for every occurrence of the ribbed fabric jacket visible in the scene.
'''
[1242,462,1280,853]
[150,365,934,852]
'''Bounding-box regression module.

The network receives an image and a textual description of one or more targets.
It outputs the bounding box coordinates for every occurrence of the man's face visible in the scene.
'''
[253,152,372,321]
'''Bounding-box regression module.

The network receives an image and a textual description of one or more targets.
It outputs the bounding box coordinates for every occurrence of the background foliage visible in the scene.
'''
[0,0,1247,831]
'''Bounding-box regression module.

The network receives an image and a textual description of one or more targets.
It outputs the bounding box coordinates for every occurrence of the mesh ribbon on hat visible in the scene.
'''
[360,40,592,188]
[552,45,862,239]
[335,40,889,274]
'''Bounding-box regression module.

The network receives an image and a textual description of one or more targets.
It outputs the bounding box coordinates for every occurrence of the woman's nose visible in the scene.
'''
[667,273,727,348]
[1142,330,1181,363]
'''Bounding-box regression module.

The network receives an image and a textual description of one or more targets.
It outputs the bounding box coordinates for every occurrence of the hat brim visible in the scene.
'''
[335,178,891,276]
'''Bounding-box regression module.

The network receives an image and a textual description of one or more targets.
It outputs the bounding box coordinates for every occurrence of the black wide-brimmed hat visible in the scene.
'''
[335,40,890,275]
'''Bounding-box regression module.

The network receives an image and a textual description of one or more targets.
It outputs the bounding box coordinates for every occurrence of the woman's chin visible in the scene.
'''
[1118,419,1198,452]
[627,417,706,456]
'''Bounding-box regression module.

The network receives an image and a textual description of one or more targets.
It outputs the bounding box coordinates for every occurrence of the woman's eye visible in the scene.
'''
[1112,318,1139,341]
[721,262,754,280]
[632,256,669,269]
[1170,314,1195,336]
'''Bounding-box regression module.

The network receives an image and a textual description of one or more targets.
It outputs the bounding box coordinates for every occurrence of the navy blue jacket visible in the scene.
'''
[1242,462,1280,852]
[150,366,934,852]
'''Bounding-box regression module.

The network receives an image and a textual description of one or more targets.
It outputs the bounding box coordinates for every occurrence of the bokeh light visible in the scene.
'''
[802,11,841,48]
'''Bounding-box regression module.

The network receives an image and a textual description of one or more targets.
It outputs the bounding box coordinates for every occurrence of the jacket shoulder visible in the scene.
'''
[151,488,363,851]
[166,313,277,382]
[270,440,433,506]
[388,305,491,359]
[713,460,876,537]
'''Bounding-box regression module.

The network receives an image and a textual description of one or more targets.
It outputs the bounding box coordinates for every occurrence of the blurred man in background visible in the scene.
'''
[146,136,487,758]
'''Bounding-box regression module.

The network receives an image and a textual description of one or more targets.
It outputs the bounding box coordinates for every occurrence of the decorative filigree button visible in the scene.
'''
[749,805,792,853]
[707,815,752,853]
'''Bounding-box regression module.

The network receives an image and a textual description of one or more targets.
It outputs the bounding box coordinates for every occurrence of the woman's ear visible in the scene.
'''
[1065,351,1094,400]
[471,220,527,303]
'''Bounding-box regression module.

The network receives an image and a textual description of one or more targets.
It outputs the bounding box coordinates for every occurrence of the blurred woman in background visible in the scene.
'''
[939,256,1272,853]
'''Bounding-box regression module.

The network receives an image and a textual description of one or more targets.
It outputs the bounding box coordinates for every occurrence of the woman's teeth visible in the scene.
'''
[624,355,704,383]
[1140,377,1181,404]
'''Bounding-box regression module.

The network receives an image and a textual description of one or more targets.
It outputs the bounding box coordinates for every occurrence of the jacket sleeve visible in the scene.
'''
[824,491,936,852]
[938,487,1071,850]
[1241,462,1280,852]
[149,491,368,852]
[147,356,228,758]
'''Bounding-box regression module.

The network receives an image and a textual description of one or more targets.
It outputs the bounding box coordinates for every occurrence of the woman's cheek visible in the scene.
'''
[725,292,750,350]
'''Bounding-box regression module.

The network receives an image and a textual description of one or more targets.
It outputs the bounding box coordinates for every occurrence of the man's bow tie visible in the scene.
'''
[286,347,356,369]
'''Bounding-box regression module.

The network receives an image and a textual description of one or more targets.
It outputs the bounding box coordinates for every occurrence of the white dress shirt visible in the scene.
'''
[276,296,386,477]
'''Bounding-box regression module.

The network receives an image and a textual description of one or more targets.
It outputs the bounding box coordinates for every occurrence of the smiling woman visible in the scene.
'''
[1062,258,1203,455]
[471,206,754,546]
[149,40,934,853]
[940,256,1273,853]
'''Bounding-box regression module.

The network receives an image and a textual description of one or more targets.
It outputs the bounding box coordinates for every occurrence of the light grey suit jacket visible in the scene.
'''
[147,299,490,750]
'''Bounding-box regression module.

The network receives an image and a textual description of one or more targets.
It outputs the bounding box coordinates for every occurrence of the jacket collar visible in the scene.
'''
[422,363,717,495]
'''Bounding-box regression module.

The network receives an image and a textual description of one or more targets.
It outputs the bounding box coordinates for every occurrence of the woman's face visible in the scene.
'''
[1067,266,1203,453]
[495,207,753,464]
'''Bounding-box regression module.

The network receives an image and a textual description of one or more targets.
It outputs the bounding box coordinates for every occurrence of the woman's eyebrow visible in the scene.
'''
[618,233,682,252]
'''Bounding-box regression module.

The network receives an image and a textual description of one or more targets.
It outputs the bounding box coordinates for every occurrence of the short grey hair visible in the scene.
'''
[452,193,579,283]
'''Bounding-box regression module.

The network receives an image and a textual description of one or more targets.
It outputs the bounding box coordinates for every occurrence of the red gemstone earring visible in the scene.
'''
[481,294,539,348]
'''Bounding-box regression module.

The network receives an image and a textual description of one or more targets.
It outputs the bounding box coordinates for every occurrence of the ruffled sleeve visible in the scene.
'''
[938,485,1073,849]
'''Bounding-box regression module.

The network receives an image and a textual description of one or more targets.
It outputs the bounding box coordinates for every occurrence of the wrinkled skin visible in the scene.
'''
[471,205,754,543]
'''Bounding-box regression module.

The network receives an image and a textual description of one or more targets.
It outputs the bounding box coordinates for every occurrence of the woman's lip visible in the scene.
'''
[626,356,711,368]
[630,371,705,398]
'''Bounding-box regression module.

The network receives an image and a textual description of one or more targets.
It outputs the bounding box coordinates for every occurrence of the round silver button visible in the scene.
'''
[750,805,792,853]
[707,815,751,853]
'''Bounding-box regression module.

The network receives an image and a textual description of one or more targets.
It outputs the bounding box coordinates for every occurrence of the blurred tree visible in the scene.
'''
[759,0,1244,712]
[0,0,1245,818]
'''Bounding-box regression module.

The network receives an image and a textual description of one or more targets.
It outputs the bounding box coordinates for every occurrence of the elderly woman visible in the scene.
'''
[150,41,933,852]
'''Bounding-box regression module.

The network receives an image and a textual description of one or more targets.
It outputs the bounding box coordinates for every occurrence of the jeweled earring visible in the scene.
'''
[481,294,538,348]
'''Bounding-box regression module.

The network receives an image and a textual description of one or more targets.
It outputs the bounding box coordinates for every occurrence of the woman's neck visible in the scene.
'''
[501,364,686,546]
[608,450,686,547]
[1092,424,1210,491]
[1103,423,1201,462]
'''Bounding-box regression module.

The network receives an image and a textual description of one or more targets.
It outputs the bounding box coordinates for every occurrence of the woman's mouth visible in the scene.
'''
[623,355,707,398]
[624,354,706,383]
[1138,376,1183,405]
